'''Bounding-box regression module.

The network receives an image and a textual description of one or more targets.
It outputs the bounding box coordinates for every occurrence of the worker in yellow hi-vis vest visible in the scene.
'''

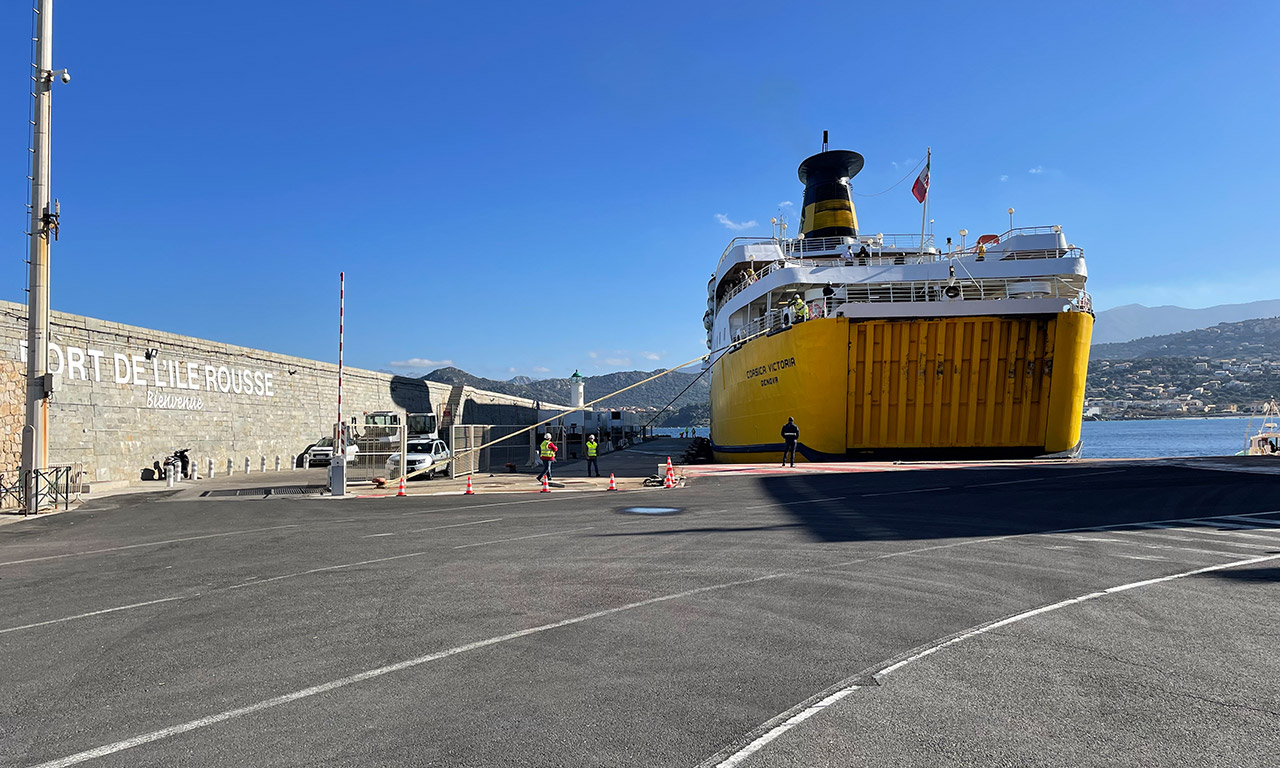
[585,434,600,477]
[536,433,557,482]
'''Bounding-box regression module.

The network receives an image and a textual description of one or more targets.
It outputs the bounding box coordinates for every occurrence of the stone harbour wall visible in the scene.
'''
[0,301,454,484]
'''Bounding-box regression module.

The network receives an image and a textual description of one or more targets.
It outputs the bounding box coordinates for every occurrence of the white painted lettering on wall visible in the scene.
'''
[19,341,275,398]
[147,390,205,411]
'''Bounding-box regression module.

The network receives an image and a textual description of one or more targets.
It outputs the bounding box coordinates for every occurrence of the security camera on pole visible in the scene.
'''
[21,0,71,515]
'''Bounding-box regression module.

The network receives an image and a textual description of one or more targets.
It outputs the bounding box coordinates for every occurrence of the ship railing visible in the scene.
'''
[832,275,1089,307]
[715,249,1087,312]
[716,237,780,271]
[728,277,1092,338]
[780,233,936,256]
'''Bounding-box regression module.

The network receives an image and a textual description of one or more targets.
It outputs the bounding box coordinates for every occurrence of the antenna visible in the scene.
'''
[822,130,828,152]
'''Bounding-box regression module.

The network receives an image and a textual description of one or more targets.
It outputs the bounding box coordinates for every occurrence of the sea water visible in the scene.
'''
[1080,417,1255,459]
[656,417,1259,459]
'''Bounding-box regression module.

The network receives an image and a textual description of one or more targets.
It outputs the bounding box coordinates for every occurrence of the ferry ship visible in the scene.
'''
[705,142,1093,462]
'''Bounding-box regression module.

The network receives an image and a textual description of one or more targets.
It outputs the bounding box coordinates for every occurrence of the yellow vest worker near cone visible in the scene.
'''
[585,434,601,477]
[536,434,557,483]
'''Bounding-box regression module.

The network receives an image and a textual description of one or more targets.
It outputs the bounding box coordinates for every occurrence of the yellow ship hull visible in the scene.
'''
[710,312,1093,462]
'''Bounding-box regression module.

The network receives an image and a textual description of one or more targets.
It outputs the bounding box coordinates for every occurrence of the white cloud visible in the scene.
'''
[640,351,661,361]
[715,213,758,230]
[777,201,794,208]
[999,174,1009,182]
[1028,165,1044,174]
[588,351,598,359]
[532,366,550,373]
[389,357,452,369]
[604,357,631,367]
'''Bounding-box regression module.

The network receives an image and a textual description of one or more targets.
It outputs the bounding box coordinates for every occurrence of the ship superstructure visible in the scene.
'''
[705,144,1093,461]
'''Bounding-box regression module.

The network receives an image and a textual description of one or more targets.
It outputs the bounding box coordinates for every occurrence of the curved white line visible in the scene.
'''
[707,551,1280,767]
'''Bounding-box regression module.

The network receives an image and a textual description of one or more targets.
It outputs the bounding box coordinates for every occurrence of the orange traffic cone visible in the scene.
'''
[464,476,474,495]
[607,473,617,491]
[540,475,551,493]
[664,468,674,489]
[666,456,673,472]
[396,477,406,497]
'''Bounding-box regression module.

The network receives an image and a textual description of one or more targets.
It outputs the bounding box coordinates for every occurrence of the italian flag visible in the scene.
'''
[912,159,930,203]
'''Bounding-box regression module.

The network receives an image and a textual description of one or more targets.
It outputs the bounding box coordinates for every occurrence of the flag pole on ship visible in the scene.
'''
[917,147,931,261]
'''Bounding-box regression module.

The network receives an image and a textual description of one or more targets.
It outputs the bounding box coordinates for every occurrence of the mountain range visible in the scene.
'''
[1090,316,1280,361]
[1092,299,1280,344]
[425,366,711,410]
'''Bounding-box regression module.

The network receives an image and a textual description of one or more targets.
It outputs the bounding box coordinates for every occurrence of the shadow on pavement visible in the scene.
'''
[1202,567,1280,582]
[610,463,1280,544]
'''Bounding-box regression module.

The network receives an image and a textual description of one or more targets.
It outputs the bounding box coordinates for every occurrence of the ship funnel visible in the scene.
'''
[797,146,864,239]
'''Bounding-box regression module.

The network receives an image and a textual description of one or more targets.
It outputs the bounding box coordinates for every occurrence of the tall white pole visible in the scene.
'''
[22,0,55,515]
[337,271,344,430]
[918,147,930,263]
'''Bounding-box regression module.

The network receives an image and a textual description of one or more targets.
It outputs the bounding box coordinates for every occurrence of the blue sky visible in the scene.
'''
[4,1,1278,380]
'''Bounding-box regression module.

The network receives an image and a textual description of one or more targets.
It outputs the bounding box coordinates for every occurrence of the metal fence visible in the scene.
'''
[449,425,488,478]
[448,424,539,478]
[348,419,409,483]
[0,464,82,514]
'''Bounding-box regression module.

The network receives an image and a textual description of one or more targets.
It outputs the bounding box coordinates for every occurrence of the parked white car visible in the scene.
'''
[385,439,452,480]
[304,436,358,468]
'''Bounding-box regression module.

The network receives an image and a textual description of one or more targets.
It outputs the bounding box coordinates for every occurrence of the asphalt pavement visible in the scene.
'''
[1,459,1277,767]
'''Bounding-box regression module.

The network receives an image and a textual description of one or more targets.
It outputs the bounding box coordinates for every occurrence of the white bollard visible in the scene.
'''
[208,458,215,477]
[260,456,267,473]
[166,466,174,488]
[291,455,297,471]
[227,458,234,475]
[245,457,251,474]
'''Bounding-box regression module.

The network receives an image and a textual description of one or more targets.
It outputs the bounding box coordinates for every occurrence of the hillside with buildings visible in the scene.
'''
[1091,299,1280,344]
[1086,317,1280,418]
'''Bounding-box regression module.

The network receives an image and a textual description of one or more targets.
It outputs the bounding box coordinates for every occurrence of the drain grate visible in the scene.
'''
[201,485,325,498]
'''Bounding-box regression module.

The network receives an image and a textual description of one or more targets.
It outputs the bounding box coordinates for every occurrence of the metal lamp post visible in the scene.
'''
[22,0,70,515]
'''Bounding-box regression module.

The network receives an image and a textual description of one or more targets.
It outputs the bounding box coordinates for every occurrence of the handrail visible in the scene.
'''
[726,276,1092,339]
[715,247,1087,312]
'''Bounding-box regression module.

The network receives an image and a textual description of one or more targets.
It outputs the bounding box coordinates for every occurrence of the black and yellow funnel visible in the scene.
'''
[797,146,864,239]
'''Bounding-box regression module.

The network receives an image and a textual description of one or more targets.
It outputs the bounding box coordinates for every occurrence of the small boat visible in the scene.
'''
[1241,400,1280,456]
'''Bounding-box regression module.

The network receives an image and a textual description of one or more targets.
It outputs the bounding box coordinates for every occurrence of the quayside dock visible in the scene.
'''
[2,447,1277,767]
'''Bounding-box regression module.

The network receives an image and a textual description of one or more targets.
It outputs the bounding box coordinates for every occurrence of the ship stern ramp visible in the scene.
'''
[711,312,1093,462]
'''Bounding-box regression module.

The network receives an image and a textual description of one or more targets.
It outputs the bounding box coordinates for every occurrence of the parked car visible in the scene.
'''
[385,439,452,480]
[304,436,358,468]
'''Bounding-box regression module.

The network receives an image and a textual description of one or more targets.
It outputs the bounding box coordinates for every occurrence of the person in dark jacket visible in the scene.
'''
[781,417,799,467]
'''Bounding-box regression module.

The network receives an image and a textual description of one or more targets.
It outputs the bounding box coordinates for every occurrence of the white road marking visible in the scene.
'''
[452,528,594,549]
[0,525,301,567]
[396,486,661,516]
[0,595,194,635]
[5,519,510,635]
[964,477,1043,488]
[225,551,430,590]
[1223,514,1280,527]
[708,550,1280,768]
[861,487,948,497]
[1055,531,1260,559]
[1129,530,1280,551]
[964,469,1125,489]
[33,514,1279,768]
[1118,554,1167,561]
[1139,522,1280,542]
[714,687,860,768]
[405,517,503,533]
[362,518,506,539]
[743,497,846,510]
